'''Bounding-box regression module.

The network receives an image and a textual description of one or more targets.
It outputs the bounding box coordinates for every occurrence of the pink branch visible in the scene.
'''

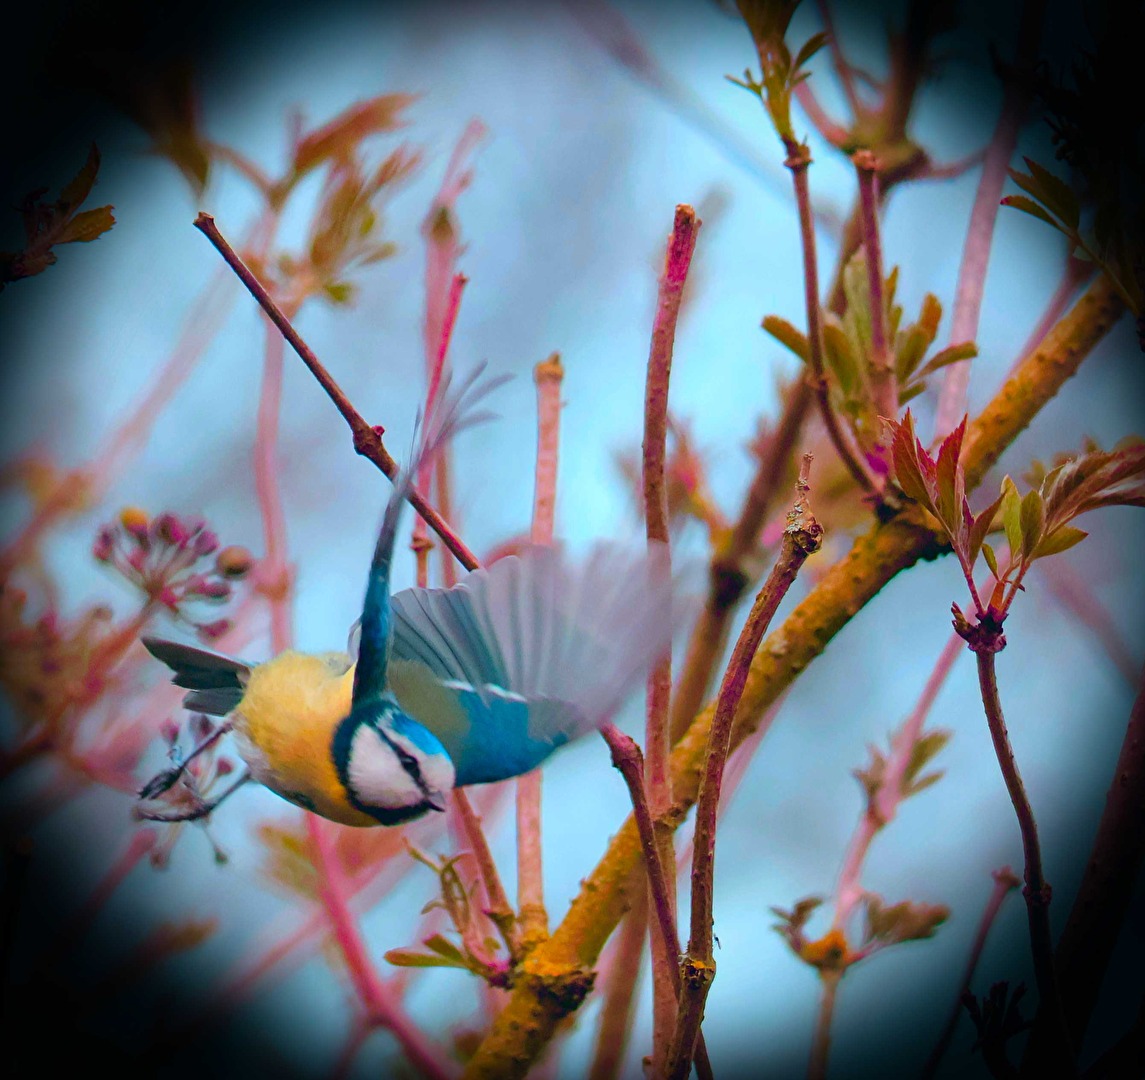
[642,204,700,1065]
[933,0,1048,437]
[922,866,1021,1078]
[307,819,455,1079]
[832,633,963,932]
[255,314,294,649]
[517,355,565,946]
[1010,256,1095,373]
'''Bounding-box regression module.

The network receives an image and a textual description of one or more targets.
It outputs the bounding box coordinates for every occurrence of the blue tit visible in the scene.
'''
[143,370,691,827]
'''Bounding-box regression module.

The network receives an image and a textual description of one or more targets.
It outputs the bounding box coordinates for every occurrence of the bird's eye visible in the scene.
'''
[397,748,422,783]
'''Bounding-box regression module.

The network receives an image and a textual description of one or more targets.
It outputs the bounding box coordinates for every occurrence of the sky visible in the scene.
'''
[2,1,1143,1077]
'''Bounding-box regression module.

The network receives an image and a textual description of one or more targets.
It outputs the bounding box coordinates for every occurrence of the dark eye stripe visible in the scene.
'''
[377,726,428,793]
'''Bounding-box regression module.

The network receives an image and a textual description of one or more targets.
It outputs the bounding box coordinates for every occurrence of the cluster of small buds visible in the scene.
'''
[0,583,114,728]
[94,508,253,642]
[137,712,236,866]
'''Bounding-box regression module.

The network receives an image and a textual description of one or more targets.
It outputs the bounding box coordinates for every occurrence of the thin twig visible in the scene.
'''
[0,214,273,578]
[1010,257,1095,373]
[816,0,862,116]
[587,883,648,1080]
[786,152,879,497]
[922,866,1021,1078]
[307,820,455,1080]
[1024,660,1145,1069]
[854,151,897,423]
[974,648,1074,1073]
[516,354,565,948]
[599,724,714,1080]
[643,204,700,1059]
[670,379,813,742]
[832,633,963,932]
[563,0,844,234]
[808,970,841,1080]
[452,789,517,957]
[791,82,851,148]
[193,213,479,572]
[667,457,823,1080]
[933,0,1048,437]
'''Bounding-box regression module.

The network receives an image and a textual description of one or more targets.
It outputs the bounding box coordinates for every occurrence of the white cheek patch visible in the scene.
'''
[382,728,456,802]
[347,725,423,811]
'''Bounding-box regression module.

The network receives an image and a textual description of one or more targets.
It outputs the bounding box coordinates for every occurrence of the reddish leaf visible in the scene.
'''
[889,412,935,512]
[935,415,968,537]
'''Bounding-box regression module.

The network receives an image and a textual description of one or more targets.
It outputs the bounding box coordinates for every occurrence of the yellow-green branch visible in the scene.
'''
[462,275,1124,1079]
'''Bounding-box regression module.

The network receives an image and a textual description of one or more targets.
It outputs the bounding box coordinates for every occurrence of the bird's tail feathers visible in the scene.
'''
[142,636,250,717]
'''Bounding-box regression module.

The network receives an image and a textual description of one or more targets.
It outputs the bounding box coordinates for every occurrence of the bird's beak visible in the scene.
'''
[427,793,447,812]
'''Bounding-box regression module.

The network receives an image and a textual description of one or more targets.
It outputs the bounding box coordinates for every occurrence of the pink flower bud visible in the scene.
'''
[154,512,189,547]
[194,529,220,557]
[92,526,116,563]
[201,579,231,601]
[127,548,147,574]
[160,718,181,745]
[215,757,234,776]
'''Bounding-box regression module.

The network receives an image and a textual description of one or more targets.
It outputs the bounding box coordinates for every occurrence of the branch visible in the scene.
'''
[973,649,1073,1072]
[854,151,897,423]
[516,354,565,949]
[599,725,713,1080]
[667,457,823,1080]
[643,204,700,1060]
[192,213,479,572]
[460,275,1125,1079]
[933,0,1047,436]
[452,789,517,957]
[1025,660,1145,1068]
[786,150,880,497]
[832,633,963,933]
[670,379,813,742]
[587,881,647,1080]
[922,866,1021,1079]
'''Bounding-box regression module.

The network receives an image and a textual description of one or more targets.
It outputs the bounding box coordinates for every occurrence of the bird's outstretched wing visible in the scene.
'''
[352,364,508,709]
[142,637,252,716]
[388,542,692,785]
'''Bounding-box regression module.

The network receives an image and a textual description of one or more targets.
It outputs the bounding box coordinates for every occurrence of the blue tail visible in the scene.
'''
[352,366,507,708]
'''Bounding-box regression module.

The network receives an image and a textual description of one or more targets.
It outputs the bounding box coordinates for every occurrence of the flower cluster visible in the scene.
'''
[94,508,253,641]
[136,712,238,866]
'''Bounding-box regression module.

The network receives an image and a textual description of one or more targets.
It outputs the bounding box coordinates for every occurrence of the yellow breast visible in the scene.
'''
[234,651,377,827]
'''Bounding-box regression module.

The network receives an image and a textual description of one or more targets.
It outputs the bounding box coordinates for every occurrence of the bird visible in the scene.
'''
[140,368,693,827]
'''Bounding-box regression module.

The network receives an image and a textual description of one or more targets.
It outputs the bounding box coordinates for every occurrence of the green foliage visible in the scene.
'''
[383,845,507,983]
[861,894,949,949]
[763,259,976,453]
[853,725,951,807]
[729,0,826,149]
[1,146,115,287]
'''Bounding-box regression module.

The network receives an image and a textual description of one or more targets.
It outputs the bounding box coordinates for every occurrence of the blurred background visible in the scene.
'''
[1,0,1142,1077]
